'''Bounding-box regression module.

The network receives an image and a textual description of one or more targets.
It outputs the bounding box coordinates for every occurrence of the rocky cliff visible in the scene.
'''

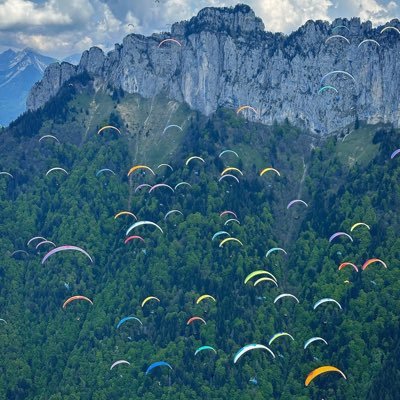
[27,4,400,135]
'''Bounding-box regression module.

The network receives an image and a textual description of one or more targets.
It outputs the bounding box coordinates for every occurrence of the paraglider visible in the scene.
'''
[0,171,13,178]
[174,182,192,190]
[221,167,243,176]
[305,366,346,386]
[329,232,353,243]
[126,221,164,236]
[325,35,350,44]
[212,231,230,241]
[42,245,93,264]
[163,125,182,134]
[287,199,308,209]
[254,277,278,287]
[46,167,68,176]
[146,361,172,375]
[218,174,240,183]
[304,337,328,349]
[157,163,174,171]
[97,125,121,135]
[260,167,281,177]
[196,294,216,304]
[36,240,56,249]
[320,70,356,85]
[266,247,287,258]
[358,39,380,48]
[114,211,137,220]
[187,316,206,325]
[269,332,295,346]
[141,296,160,307]
[164,209,183,220]
[185,156,205,166]
[318,85,338,94]
[236,105,257,115]
[124,235,145,245]
[116,316,143,329]
[338,262,359,272]
[362,258,387,270]
[332,25,350,33]
[135,184,151,193]
[27,236,46,246]
[195,346,216,356]
[62,295,93,309]
[233,344,275,364]
[313,298,342,310]
[224,218,240,226]
[219,237,243,247]
[127,165,155,177]
[149,183,175,193]
[96,168,116,176]
[350,222,370,231]
[219,149,239,158]
[39,135,60,143]
[274,293,299,304]
[220,210,238,219]
[244,270,277,285]
[380,26,400,35]
[158,38,182,47]
[390,149,400,159]
[11,250,28,258]
[110,360,130,370]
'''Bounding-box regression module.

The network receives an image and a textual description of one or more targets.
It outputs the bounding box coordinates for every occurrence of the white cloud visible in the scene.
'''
[252,0,333,32]
[0,0,94,31]
[329,0,399,24]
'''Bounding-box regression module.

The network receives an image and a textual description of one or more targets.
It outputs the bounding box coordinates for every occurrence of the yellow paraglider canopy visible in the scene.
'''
[305,366,346,386]
[196,294,216,304]
[260,167,281,177]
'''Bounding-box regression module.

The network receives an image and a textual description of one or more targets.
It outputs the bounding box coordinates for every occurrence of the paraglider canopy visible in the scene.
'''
[305,366,346,386]
[110,360,130,370]
[62,295,93,309]
[195,346,217,356]
[233,344,275,364]
[196,294,216,304]
[42,245,93,264]
[145,361,173,375]
[97,125,121,135]
[116,316,143,329]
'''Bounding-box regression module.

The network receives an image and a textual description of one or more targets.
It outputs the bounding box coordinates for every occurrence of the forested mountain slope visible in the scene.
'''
[0,76,398,399]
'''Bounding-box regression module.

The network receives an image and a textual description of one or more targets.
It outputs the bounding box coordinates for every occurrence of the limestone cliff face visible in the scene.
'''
[27,4,400,135]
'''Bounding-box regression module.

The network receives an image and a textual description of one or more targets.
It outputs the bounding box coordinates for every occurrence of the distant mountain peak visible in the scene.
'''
[0,48,57,126]
[2,48,16,57]
[171,3,264,36]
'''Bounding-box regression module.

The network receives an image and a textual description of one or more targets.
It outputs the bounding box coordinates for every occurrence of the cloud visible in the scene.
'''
[0,0,399,58]
[251,0,333,32]
[329,0,399,24]
[0,0,94,31]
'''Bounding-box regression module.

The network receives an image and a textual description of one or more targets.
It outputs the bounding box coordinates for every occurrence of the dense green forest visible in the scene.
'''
[0,80,398,399]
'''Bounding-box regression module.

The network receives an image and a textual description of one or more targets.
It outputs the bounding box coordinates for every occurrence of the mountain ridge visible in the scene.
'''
[27,4,400,135]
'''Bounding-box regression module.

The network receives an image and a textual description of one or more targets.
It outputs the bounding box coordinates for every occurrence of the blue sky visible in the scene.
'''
[0,0,398,58]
